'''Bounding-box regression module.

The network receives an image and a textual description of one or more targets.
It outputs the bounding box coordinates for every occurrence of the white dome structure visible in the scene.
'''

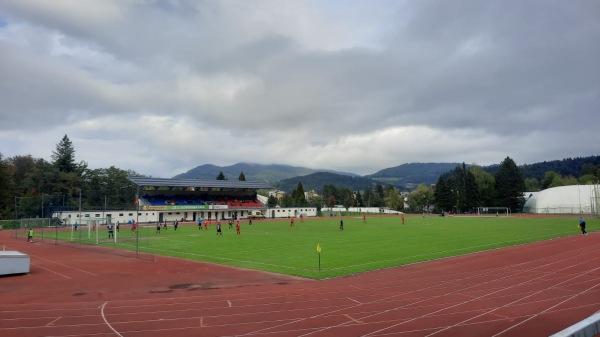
[523,184,600,214]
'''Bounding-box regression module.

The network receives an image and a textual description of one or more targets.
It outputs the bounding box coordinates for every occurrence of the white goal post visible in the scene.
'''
[476,207,509,216]
[76,218,112,243]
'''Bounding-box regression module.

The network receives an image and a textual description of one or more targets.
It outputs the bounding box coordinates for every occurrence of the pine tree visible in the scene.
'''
[52,135,77,173]
[495,157,525,211]
[238,171,246,181]
[434,175,453,212]
[355,190,364,207]
[216,171,226,180]
[293,182,306,206]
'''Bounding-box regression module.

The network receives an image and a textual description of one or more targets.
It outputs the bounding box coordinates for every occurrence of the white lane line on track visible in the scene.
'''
[490,280,600,337]
[285,243,600,337]
[31,255,96,276]
[45,317,61,326]
[378,256,600,336]
[344,314,364,324]
[30,263,72,279]
[228,300,232,307]
[347,297,361,304]
[100,302,123,337]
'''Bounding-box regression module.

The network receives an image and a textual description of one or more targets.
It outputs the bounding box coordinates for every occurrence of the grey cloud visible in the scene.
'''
[0,0,598,177]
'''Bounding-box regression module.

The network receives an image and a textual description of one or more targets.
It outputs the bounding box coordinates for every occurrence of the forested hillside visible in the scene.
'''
[275,172,376,192]
[366,163,462,189]
[173,162,356,184]
[518,156,600,180]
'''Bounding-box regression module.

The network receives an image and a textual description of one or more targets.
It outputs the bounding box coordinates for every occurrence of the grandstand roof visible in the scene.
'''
[127,177,272,190]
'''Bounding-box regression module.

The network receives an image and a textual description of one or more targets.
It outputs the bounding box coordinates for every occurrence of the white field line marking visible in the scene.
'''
[30,255,96,276]
[30,263,71,279]
[100,302,123,337]
[45,317,61,326]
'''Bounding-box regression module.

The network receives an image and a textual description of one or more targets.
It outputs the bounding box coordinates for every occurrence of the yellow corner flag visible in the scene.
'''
[317,243,321,253]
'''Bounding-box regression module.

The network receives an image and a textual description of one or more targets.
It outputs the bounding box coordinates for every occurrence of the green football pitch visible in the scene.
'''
[52,215,596,279]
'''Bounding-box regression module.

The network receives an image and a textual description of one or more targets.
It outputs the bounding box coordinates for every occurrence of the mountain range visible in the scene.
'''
[173,156,600,193]
[174,162,464,191]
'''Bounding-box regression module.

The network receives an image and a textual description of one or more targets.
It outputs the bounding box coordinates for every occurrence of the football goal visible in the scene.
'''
[476,207,510,217]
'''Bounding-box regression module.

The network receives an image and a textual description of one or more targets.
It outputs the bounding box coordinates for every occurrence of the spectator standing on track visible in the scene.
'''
[28,228,34,242]
[107,223,114,239]
[579,217,587,235]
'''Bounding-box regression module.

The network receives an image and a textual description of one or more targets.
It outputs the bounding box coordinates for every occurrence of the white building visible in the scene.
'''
[523,184,600,214]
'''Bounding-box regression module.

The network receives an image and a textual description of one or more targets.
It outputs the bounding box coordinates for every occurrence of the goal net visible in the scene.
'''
[15,218,51,240]
[476,207,510,217]
[77,218,111,244]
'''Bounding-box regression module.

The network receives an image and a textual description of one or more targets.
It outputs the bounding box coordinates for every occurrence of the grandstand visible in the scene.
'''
[51,177,317,224]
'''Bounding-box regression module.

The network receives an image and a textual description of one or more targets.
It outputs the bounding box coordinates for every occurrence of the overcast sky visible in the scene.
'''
[1,0,598,178]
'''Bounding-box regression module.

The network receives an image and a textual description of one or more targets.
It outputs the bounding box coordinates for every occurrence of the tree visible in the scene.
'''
[0,152,15,219]
[267,195,278,207]
[327,195,336,208]
[494,157,525,211]
[542,171,562,189]
[292,182,307,206]
[355,190,364,207]
[343,195,354,210]
[407,184,434,213]
[384,187,403,211]
[524,178,540,192]
[375,184,385,199]
[238,171,246,181]
[434,175,453,212]
[52,135,78,173]
[579,174,599,184]
[216,171,226,180]
[470,165,495,206]
[463,168,479,211]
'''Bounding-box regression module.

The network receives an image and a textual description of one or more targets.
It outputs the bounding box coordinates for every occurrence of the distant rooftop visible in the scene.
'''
[127,176,272,190]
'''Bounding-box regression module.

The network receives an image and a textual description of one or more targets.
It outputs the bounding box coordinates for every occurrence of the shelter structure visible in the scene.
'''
[523,184,600,215]
[128,176,273,223]
[51,177,318,224]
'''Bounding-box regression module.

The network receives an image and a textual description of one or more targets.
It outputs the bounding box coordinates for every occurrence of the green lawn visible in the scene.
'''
[51,215,597,279]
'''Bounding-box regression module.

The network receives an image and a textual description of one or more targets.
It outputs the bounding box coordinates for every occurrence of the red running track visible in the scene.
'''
[1,230,599,337]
